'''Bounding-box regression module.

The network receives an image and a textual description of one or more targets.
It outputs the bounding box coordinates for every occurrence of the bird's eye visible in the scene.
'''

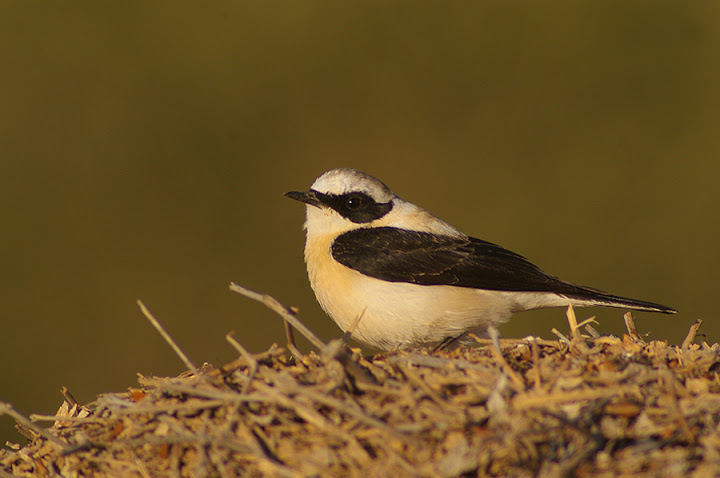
[345,195,364,210]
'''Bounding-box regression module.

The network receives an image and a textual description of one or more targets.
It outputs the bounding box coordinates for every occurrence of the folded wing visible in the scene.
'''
[332,226,563,291]
[331,226,676,314]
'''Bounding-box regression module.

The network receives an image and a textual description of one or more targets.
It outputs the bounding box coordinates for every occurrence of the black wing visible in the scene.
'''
[331,226,677,314]
[331,226,569,292]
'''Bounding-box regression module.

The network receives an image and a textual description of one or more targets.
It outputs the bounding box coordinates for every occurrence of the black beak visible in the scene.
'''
[284,190,324,208]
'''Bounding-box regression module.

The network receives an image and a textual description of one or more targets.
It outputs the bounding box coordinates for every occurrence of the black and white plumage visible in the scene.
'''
[285,168,675,350]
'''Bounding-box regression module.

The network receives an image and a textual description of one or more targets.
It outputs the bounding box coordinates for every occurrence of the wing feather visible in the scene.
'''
[331,227,562,292]
[331,226,677,314]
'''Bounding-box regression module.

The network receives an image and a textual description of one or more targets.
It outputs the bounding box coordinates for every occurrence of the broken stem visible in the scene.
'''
[137,300,198,375]
[229,282,327,351]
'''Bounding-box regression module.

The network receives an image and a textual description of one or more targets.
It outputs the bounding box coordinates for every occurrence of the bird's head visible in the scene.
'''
[285,168,463,239]
[284,168,397,237]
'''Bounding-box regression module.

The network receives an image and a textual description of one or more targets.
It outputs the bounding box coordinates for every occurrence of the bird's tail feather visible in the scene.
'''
[562,287,676,314]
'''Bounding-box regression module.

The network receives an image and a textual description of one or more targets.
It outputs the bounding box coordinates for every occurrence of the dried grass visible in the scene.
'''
[1,285,718,477]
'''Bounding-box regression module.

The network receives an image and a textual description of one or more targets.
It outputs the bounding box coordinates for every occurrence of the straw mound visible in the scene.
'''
[1,293,718,477]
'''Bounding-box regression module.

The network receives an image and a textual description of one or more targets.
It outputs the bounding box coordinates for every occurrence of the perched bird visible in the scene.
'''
[285,168,676,350]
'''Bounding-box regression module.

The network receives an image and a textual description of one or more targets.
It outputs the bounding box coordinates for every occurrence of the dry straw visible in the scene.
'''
[1,285,717,477]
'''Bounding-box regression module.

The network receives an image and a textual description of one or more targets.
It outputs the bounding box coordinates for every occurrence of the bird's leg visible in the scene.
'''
[434,332,468,352]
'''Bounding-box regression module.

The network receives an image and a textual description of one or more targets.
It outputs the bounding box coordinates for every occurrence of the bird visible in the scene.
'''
[284,168,676,350]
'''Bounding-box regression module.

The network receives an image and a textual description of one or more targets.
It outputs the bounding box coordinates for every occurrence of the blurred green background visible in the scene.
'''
[1,2,718,445]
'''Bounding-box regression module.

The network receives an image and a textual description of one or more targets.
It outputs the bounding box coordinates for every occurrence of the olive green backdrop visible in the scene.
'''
[1,2,718,444]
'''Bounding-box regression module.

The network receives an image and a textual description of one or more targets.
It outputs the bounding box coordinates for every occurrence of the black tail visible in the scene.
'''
[557,282,676,314]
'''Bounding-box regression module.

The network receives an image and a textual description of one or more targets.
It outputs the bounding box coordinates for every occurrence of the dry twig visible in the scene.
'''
[624,311,646,345]
[681,318,703,349]
[137,300,198,375]
[229,282,327,351]
[486,325,525,389]
[0,402,66,448]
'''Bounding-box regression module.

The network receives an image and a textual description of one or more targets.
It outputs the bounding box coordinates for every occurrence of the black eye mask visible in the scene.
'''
[311,190,394,223]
